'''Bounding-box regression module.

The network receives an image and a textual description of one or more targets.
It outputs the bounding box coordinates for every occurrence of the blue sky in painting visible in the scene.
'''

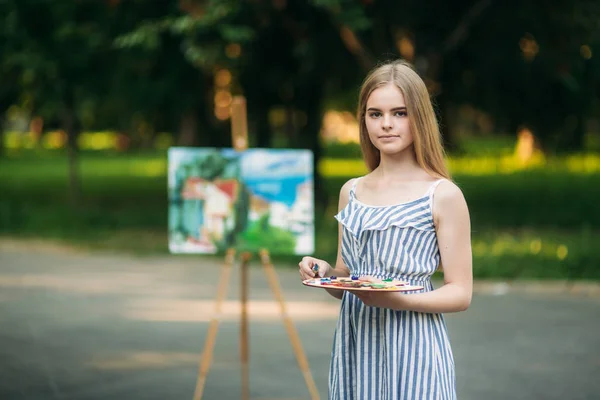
[168,148,313,206]
[238,149,312,179]
[239,149,312,207]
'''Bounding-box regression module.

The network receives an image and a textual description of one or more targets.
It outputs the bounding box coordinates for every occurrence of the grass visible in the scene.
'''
[1,148,599,280]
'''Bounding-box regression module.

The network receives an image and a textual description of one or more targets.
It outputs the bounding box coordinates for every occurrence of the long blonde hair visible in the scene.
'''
[357,59,451,179]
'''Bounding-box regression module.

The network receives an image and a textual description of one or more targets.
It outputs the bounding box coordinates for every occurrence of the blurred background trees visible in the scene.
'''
[3,0,599,156]
[1,0,600,279]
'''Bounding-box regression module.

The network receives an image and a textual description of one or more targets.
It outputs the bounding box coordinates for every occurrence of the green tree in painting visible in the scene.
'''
[174,150,231,242]
[227,181,250,250]
[239,213,296,255]
[174,149,252,252]
[191,151,231,179]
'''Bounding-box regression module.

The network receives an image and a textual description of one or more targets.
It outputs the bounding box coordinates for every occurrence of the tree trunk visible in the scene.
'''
[285,106,296,145]
[421,52,458,152]
[207,121,230,148]
[243,78,272,149]
[438,96,458,152]
[559,113,586,152]
[560,59,595,152]
[178,111,198,146]
[0,115,4,158]
[254,106,271,148]
[63,107,81,207]
[297,85,326,209]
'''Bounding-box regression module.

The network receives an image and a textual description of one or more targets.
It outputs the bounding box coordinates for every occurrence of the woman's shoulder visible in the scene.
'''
[432,179,469,219]
[434,179,464,201]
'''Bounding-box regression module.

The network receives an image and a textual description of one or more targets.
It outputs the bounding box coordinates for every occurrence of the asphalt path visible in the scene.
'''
[0,242,598,399]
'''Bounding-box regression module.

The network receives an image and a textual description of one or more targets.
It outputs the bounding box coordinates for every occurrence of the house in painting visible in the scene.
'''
[268,201,290,230]
[289,181,313,234]
[266,181,313,234]
[181,177,239,250]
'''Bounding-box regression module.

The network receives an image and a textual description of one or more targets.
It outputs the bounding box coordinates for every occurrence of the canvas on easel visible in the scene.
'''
[168,147,315,256]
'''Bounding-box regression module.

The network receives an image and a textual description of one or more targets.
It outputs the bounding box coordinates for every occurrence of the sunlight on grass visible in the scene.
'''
[319,158,369,177]
[80,158,167,177]
[319,153,600,177]
[472,235,570,261]
[563,154,600,174]
[2,146,599,279]
[130,159,167,177]
[3,147,599,180]
[447,152,547,175]
[78,131,118,150]
[465,228,600,279]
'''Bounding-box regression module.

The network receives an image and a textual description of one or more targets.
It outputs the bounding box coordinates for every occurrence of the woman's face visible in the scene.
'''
[364,83,414,156]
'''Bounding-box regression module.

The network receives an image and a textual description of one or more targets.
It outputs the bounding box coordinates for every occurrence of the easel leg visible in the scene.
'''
[240,252,251,400]
[193,249,236,400]
[259,249,321,400]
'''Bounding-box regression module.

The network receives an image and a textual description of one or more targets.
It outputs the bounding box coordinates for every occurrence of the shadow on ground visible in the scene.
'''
[0,241,598,399]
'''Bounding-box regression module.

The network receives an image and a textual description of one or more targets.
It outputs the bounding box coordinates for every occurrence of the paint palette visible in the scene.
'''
[302,276,424,292]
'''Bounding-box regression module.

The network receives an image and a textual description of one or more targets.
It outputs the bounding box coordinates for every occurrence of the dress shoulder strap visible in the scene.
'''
[349,177,362,197]
[425,178,446,198]
[426,179,447,214]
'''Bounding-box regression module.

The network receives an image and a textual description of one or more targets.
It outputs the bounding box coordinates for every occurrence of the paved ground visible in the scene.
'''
[0,240,599,400]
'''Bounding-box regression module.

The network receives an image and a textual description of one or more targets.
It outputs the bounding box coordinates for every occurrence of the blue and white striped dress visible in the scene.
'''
[330,177,456,400]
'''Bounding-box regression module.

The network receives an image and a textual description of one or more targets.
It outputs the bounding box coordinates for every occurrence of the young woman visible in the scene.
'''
[299,59,472,399]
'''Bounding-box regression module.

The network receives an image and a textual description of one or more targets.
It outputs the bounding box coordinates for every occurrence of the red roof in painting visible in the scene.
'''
[187,177,207,184]
[215,180,238,199]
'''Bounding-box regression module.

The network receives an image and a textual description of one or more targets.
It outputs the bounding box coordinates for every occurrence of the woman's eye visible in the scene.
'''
[395,111,408,117]
[369,112,381,118]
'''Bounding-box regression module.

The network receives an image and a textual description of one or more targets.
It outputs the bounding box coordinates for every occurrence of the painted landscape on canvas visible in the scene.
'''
[168,147,314,255]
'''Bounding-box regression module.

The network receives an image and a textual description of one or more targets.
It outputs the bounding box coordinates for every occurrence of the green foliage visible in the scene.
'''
[453,135,516,157]
[311,0,371,30]
[1,0,600,277]
[2,0,600,156]
[177,150,236,180]
[115,0,253,71]
[455,172,600,229]
[324,171,600,229]
[1,150,600,280]
[237,214,296,255]
[322,141,363,158]
[233,182,250,239]
[0,0,116,121]
[467,228,600,280]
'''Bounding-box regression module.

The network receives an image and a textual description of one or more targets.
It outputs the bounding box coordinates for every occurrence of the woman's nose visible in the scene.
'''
[382,114,393,130]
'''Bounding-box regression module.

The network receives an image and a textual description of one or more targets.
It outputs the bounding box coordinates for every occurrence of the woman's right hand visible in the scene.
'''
[298,256,331,280]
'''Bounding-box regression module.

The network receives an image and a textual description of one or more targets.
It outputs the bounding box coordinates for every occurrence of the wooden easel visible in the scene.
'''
[192,97,320,400]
